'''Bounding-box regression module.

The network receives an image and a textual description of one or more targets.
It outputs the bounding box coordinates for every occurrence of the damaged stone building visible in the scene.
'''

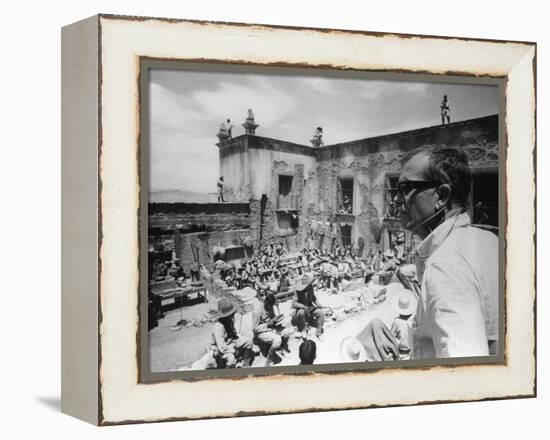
[149,110,499,271]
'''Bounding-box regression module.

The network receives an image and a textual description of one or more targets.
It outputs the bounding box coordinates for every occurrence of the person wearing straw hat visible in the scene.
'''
[390,289,417,360]
[252,293,289,366]
[210,299,254,368]
[340,336,367,363]
[291,274,326,339]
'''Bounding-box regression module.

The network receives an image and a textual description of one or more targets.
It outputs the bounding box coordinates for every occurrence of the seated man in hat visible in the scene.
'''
[291,275,326,339]
[252,292,290,366]
[390,289,418,360]
[211,299,254,368]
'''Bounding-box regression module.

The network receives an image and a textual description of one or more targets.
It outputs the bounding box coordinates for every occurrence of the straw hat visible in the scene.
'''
[391,289,417,316]
[340,336,367,362]
[217,299,237,318]
[399,264,417,279]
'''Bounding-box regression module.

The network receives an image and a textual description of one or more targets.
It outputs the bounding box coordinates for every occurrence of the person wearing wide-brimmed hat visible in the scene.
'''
[291,274,325,339]
[210,299,254,368]
[340,336,367,363]
[390,289,418,360]
[252,293,290,366]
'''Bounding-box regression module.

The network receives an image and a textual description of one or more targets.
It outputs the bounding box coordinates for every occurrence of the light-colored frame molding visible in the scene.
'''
[61,14,536,425]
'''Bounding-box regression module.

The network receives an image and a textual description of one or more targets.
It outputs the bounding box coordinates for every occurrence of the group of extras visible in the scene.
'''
[197,242,415,369]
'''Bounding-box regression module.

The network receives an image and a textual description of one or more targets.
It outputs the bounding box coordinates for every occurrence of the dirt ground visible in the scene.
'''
[149,301,214,372]
[149,282,405,372]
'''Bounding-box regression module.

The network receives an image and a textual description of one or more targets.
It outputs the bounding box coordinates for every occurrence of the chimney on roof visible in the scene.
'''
[242,108,259,135]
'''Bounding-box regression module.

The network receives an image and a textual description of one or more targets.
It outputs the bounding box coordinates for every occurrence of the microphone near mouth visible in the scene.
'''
[403,207,446,234]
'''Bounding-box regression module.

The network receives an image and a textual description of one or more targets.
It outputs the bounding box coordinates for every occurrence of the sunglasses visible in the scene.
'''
[397,180,441,199]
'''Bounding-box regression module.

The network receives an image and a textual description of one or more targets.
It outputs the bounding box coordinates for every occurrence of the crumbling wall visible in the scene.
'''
[315,115,499,250]
[149,202,258,271]
[212,115,499,254]
[178,229,252,272]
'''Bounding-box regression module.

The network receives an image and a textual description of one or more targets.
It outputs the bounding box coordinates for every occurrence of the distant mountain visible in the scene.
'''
[149,190,218,204]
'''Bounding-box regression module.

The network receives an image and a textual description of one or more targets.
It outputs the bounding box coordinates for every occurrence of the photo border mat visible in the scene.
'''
[138,59,507,383]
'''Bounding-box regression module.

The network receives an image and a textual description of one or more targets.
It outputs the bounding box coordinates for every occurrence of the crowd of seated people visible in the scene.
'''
[216,242,409,292]
[149,237,416,369]
[200,240,414,369]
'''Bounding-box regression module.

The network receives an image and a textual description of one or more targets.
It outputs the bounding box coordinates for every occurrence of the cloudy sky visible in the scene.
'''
[148,68,498,193]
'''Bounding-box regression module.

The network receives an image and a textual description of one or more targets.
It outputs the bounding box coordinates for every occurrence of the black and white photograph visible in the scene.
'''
[144,65,501,374]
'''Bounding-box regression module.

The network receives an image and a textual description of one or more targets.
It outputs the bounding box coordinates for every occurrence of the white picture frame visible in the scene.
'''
[61,14,536,425]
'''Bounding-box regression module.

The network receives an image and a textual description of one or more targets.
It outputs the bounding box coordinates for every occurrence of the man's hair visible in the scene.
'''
[299,339,317,365]
[403,145,472,210]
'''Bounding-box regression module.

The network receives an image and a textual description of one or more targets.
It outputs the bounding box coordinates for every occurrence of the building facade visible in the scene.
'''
[217,112,499,256]
[149,112,499,271]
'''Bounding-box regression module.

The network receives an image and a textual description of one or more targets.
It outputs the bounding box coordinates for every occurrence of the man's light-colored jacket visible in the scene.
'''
[412,211,498,359]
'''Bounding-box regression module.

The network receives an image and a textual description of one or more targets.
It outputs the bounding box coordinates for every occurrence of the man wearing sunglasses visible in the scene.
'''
[395,146,498,359]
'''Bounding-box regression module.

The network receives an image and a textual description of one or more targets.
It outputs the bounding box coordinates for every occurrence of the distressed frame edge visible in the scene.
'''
[61,14,101,425]
[96,12,537,47]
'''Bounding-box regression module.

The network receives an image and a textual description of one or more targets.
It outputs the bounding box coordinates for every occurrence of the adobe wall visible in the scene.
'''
[177,229,253,272]
[149,202,257,272]
[218,135,317,202]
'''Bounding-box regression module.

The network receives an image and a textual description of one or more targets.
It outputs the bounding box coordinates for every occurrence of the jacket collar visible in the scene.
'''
[415,209,471,260]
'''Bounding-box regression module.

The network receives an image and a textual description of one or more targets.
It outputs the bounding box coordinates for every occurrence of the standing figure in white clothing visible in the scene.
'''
[397,145,498,358]
[354,145,499,361]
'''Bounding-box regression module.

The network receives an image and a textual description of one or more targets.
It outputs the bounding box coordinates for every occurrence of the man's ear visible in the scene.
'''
[435,184,452,209]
